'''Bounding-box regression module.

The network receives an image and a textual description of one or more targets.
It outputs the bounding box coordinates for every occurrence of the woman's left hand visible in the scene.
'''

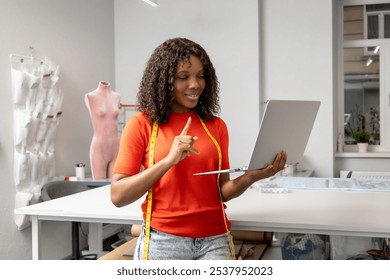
[218,151,288,202]
[247,151,287,180]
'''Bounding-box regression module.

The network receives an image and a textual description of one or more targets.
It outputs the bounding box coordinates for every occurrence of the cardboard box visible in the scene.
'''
[98,238,137,260]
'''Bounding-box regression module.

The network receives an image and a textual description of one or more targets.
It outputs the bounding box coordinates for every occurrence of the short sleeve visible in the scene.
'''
[113,113,151,175]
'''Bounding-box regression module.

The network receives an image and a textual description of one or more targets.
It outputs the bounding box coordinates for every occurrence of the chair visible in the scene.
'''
[41,180,98,260]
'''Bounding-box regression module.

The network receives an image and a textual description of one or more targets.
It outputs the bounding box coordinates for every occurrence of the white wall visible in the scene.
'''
[114,0,261,168]
[0,0,115,259]
[260,0,336,177]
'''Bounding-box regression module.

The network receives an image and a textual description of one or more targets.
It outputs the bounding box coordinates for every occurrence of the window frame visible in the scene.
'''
[338,0,390,153]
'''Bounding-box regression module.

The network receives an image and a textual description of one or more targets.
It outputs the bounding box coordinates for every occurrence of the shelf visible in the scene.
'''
[335,152,390,158]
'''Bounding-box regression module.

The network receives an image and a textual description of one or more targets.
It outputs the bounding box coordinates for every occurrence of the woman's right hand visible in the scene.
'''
[165,117,199,166]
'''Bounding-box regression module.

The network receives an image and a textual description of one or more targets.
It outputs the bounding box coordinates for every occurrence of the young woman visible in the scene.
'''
[110,38,287,260]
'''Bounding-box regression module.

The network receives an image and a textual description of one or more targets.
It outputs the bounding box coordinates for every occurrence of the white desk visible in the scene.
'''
[14,178,390,259]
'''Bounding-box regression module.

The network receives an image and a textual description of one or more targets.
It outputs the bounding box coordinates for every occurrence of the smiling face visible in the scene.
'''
[171,54,206,113]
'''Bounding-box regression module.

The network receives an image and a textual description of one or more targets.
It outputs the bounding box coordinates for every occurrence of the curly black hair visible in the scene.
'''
[137,37,220,124]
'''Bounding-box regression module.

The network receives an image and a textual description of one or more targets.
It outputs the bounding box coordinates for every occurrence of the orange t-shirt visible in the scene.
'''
[113,111,231,237]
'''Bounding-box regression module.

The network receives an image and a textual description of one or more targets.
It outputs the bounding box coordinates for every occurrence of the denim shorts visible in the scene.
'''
[134,226,234,260]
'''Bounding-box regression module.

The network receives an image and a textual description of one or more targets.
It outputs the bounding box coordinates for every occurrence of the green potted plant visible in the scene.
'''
[351,129,371,152]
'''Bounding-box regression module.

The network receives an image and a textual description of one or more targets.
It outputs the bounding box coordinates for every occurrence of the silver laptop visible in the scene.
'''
[193,100,320,176]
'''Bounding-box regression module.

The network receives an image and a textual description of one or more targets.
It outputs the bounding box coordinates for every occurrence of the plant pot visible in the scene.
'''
[357,143,368,153]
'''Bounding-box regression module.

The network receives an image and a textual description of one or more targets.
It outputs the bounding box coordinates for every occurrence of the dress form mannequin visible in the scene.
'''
[85,81,121,179]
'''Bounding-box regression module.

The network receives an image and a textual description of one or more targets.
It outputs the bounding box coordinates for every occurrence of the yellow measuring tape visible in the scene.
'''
[198,117,236,260]
[143,117,235,260]
[143,121,158,260]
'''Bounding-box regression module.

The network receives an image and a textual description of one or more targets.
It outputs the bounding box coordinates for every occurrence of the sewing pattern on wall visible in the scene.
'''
[10,53,62,230]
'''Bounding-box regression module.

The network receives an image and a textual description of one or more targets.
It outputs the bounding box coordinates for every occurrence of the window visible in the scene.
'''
[341,2,390,151]
[343,46,380,145]
[366,4,390,39]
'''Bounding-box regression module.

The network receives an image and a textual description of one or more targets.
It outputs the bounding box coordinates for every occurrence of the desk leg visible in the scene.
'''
[31,216,42,260]
[88,223,104,256]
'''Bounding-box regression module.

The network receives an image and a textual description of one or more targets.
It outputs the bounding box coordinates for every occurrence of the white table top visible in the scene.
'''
[228,186,390,237]
[14,178,390,238]
[15,184,141,224]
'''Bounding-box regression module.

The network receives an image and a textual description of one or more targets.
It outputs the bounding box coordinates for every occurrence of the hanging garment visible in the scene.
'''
[10,54,62,230]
